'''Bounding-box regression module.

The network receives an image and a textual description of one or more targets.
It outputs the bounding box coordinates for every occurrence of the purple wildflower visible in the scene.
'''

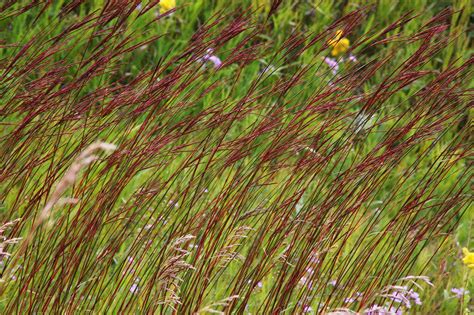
[348,54,357,62]
[299,276,314,289]
[324,57,339,75]
[130,277,140,294]
[207,55,222,68]
[130,283,139,294]
[407,289,422,306]
[390,291,411,308]
[451,288,469,299]
[386,287,422,309]
[198,49,222,69]
[303,305,313,313]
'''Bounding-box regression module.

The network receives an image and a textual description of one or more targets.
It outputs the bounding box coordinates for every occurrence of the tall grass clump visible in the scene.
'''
[0,1,472,313]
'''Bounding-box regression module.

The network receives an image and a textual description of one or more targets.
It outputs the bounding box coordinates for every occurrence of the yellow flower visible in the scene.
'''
[160,0,176,14]
[328,30,350,57]
[462,247,474,269]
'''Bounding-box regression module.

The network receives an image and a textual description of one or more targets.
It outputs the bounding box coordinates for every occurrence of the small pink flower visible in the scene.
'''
[130,283,138,293]
[451,287,469,299]
[303,305,313,313]
[198,49,222,69]
[207,55,222,69]
[348,54,357,62]
[130,278,140,294]
[324,57,339,75]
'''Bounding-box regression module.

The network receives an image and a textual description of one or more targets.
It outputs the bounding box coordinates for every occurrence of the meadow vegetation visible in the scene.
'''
[0,0,472,313]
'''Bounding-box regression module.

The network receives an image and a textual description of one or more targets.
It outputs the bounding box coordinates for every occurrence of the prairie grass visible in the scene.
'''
[0,1,472,314]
